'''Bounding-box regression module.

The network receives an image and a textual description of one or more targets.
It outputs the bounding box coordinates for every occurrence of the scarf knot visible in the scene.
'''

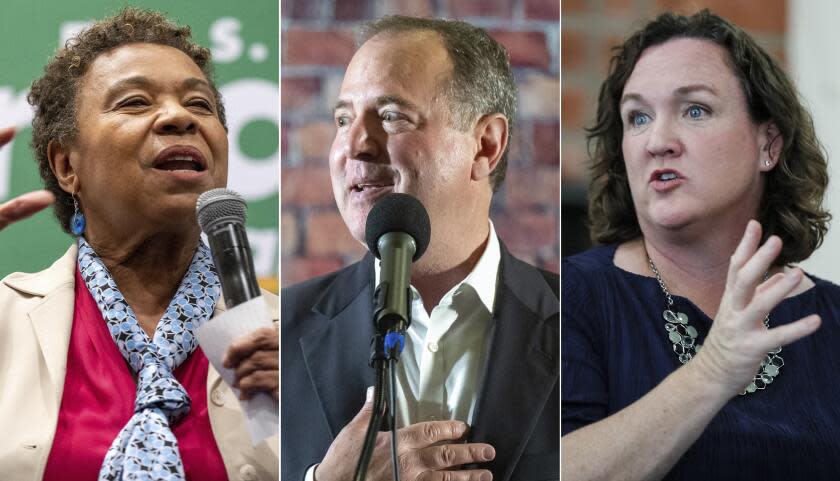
[78,238,221,481]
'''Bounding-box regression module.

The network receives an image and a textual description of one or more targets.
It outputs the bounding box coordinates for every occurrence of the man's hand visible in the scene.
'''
[316,392,495,481]
[222,326,279,401]
[0,128,55,232]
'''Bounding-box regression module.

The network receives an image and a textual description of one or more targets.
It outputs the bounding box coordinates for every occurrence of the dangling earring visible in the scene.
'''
[70,194,85,235]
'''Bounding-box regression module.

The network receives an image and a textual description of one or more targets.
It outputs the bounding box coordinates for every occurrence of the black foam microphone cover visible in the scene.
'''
[364,193,431,262]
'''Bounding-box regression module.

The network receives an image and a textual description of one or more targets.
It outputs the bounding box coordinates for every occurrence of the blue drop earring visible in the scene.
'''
[70,194,85,236]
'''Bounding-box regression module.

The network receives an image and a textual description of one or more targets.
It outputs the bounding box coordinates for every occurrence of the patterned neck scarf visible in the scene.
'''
[77,237,220,481]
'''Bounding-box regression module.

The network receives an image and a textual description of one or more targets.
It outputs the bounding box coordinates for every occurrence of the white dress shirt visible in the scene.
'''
[388,221,500,428]
[305,222,500,480]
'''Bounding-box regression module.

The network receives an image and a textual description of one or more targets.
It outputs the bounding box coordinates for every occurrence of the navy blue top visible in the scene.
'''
[562,244,840,479]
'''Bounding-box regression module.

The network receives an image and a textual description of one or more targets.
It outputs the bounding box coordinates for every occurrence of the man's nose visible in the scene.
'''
[345,115,380,161]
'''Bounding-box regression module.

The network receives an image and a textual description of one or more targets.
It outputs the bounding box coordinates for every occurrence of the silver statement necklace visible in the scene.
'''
[648,257,785,395]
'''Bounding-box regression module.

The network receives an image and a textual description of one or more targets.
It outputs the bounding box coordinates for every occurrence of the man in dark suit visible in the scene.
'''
[282,16,558,481]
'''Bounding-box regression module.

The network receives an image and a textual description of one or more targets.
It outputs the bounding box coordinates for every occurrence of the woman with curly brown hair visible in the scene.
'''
[562,10,840,481]
[0,7,277,481]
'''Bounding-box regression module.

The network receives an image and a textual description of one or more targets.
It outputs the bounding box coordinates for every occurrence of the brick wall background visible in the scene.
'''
[561,0,787,256]
[281,0,560,286]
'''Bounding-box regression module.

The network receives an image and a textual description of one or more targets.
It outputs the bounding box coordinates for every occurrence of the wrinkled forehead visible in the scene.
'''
[82,43,208,88]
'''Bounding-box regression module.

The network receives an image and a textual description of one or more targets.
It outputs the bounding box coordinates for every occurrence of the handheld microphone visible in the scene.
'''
[364,193,431,338]
[196,188,261,308]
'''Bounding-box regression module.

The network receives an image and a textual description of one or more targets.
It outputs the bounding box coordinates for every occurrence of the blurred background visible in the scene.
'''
[0,0,279,291]
[281,0,560,287]
[561,0,840,282]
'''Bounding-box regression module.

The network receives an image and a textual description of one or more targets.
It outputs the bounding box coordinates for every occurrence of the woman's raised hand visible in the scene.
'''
[693,220,821,397]
[0,128,55,231]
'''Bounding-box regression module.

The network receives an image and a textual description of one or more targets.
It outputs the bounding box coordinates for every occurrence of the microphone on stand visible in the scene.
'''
[364,193,431,353]
[354,193,431,481]
[196,188,261,308]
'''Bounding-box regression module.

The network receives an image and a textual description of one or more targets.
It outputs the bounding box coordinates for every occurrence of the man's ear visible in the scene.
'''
[759,121,782,172]
[471,113,508,182]
[48,140,80,194]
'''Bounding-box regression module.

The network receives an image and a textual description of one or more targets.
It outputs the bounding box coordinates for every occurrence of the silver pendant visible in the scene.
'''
[662,308,784,396]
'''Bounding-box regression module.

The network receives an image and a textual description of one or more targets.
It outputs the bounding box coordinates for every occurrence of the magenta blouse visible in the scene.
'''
[42,268,228,480]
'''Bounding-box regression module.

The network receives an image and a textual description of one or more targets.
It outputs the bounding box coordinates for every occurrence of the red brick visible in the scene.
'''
[281,122,289,158]
[281,257,344,287]
[655,0,785,32]
[306,210,368,257]
[561,87,585,129]
[533,121,559,167]
[292,121,336,164]
[335,0,373,20]
[285,29,356,66]
[599,35,625,76]
[605,0,633,15]
[560,0,586,15]
[281,167,336,206]
[505,167,560,208]
[448,0,513,17]
[561,30,586,71]
[519,74,560,118]
[281,77,322,110]
[560,139,588,184]
[525,0,559,19]
[282,0,319,19]
[491,30,549,70]
[281,211,298,255]
[493,211,558,255]
[378,0,435,16]
[506,125,528,168]
[771,47,786,66]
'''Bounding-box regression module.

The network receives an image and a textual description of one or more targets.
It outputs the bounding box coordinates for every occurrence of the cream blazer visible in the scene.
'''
[0,245,279,481]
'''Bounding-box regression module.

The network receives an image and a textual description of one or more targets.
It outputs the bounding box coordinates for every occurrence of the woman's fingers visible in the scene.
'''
[758,315,821,353]
[748,270,802,320]
[0,190,55,231]
[728,220,763,275]
[727,231,782,310]
[0,127,14,147]
[753,272,787,296]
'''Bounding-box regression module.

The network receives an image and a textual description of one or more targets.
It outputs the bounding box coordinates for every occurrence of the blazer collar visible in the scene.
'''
[299,246,559,476]
[468,243,559,480]
[3,244,78,410]
[301,255,377,437]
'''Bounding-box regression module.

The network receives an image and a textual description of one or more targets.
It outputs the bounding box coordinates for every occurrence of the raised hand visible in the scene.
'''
[692,220,821,397]
[0,127,56,231]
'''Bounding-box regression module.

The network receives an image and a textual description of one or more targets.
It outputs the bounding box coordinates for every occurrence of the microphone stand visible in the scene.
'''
[353,286,410,481]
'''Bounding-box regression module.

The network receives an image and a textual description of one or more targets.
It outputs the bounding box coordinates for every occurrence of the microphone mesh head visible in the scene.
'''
[196,188,247,233]
[365,193,431,261]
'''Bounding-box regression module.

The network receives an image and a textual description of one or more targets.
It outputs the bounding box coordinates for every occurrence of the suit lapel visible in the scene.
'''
[469,246,559,480]
[28,285,75,411]
[300,256,377,437]
[3,245,78,413]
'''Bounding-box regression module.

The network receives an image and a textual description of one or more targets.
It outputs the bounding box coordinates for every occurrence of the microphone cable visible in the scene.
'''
[389,358,400,481]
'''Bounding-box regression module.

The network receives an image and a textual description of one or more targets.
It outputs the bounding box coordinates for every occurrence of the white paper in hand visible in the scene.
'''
[196,295,278,443]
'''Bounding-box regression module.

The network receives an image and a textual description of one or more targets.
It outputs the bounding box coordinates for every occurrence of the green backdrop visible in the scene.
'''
[0,0,279,281]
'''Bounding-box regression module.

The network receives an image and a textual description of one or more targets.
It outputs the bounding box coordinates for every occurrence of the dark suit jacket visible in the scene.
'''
[281,243,559,481]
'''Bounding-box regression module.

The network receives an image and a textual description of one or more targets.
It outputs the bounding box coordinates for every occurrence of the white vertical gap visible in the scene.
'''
[790,0,840,280]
